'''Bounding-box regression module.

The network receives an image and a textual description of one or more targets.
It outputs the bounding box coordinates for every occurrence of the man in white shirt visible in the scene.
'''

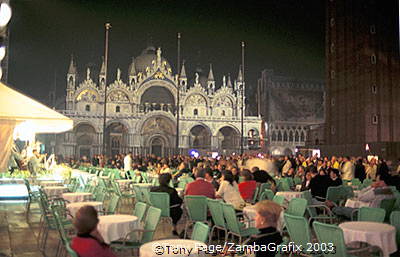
[281,156,292,177]
[123,152,132,177]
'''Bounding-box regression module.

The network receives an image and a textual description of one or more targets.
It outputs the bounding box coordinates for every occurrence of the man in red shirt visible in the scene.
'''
[185,169,216,199]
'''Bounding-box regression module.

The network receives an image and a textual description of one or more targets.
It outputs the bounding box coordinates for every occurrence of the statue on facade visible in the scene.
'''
[195,73,199,85]
[223,75,226,87]
[156,47,162,66]
[117,68,121,81]
[86,68,91,81]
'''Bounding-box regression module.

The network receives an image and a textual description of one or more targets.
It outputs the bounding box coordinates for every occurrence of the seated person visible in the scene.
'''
[71,205,117,257]
[309,167,331,201]
[238,169,257,202]
[300,171,313,191]
[328,180,394,219]
[245,200,283,257]
[204,169,219,190]
[329,168,342,187]
[216,170,246,209]
[185,169,216,199]
[151,173,183,236]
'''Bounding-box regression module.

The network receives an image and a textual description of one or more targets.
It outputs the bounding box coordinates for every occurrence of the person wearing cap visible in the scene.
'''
[71,205,117,257]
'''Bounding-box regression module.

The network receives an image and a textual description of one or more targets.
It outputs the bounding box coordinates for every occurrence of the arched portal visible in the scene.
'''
[190,125,211,150]
[140,86,175,113]
[74,123,96,158]
[141,115,175,157]
[105,122,128,156]
[217,126,240,152]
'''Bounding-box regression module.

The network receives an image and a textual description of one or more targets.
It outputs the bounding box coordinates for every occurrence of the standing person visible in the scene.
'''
[354,158,366,182]
[341,156,354,181]
[123,152,132,178]
[365,158,377,180]
[27,149,42,177]
[281,156,292,177]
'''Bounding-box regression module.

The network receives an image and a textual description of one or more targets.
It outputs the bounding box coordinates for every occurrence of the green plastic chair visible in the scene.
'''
[112,180,135,205]
[111,206,162,251]
[293,176,302,185]
[362,179,373,188]
[286,198,308,217]
[390,211,400,246]
[357,207,385,222]
[303,190,335,224]
[259,189,274,201]
[184,195,209,238]
[207,199,227,243]
[313,221,381,257]
[257,183,272,199]
[149,192,173,224]
[251,185,260,204]
[380,198,396,221]
[24,178,40,219]
[276,178,291,191]
[65,242,79,257]
[133,202,148,223]
[272,195,285,206]
[52,206,73,257]
[100,194,120,215]
[351,178,361,187]
[284,213,314,256]
[222,203,259,244]
[325,186,344,205]
[191,222,211,243]
[132,186,144,202]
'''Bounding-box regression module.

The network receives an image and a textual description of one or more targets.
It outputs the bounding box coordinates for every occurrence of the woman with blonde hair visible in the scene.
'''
[247,200,282,257]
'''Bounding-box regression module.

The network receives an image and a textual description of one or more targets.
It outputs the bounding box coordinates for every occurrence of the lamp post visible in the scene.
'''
[175,33,181,155]
[102,23,111,156]
[240,41,245,155]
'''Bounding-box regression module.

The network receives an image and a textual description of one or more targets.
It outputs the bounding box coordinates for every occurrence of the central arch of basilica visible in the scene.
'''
[58,46,262,157]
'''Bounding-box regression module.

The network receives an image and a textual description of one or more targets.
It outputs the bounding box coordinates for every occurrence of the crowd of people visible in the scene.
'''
[66,153,400,257]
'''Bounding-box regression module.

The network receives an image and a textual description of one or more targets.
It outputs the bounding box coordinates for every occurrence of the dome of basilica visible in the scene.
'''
[135,46,172,73]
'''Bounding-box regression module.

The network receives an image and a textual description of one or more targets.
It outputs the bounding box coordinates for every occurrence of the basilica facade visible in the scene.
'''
[57,46,262,158]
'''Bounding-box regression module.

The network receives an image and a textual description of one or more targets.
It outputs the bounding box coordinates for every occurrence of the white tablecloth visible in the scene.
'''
[275,191,303,202]
[242,205,284,232]
[140,239,207,257]
[67,201,103,217]
[97,215,140,244]
[43,186,69,197]
[62,192,92,203]
[133,183,153,187]
[40,181,63,187]
[116,179,132,190]
[339,221,397,257]
[345,199,370,208]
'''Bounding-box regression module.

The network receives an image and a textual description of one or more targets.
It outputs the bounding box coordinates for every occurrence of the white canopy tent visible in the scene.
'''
[0,82,73,172]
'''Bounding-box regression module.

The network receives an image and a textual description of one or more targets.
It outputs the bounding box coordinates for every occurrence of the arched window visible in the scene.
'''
[271,131,277,141]
[85,105,90,111]
[193,109,198,116]
[222,110,226,116]
[116,106,121,113]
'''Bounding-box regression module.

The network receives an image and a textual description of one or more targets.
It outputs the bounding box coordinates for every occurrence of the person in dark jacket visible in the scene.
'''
[309,168,331,200]
[150,173,183,236]
[354,158,366,182]
[246,200,282,257]
[329,168,343,187]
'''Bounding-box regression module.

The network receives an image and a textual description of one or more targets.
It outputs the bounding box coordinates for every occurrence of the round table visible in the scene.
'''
[40,181,63,187]
[116,179,132,190]
[62,192,92,203]
[275,191,303,202]
[345,199,370,208]
[67,201,103,217]
[242,205,284,232]
[43,186,68,197]
[133,183,152,187]
[140,239,207,257]
[97,215,140,244]
[339,221,397,257]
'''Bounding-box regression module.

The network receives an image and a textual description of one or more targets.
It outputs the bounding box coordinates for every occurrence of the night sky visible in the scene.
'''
[7,0,325,109]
